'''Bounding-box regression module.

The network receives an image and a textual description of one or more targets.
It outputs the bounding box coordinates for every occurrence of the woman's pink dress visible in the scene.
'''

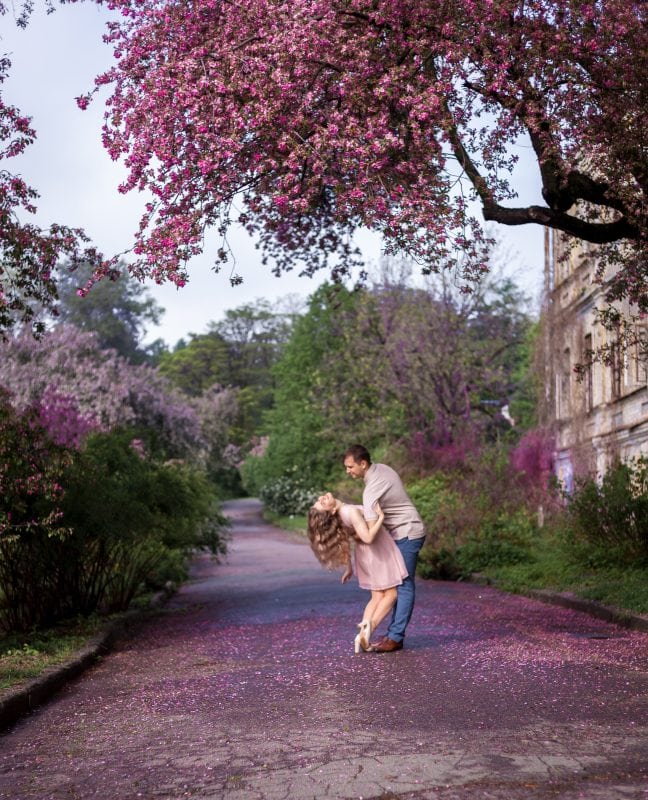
[339,504,408,591]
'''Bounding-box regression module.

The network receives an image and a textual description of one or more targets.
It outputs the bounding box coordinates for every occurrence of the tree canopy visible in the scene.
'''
[86,0,646,303]
[1,0,646,337]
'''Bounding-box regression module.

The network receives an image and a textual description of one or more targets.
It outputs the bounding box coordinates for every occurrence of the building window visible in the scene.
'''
[584,334,593,412]
[634,326,648,385]
[610,341,622,400]
[558,347,571,418]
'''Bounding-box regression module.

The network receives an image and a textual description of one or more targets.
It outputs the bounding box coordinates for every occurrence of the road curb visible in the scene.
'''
[0,589,172,733]
[470,573,648,633]
[524,588,648,632]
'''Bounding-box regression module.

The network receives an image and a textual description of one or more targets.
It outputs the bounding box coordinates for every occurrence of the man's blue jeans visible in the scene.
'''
[386,535,426,643]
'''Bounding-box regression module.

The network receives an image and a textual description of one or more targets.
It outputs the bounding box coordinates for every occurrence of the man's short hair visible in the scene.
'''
[343,444,372,465]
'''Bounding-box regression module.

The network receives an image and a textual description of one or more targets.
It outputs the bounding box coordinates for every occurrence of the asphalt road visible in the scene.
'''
[0,498,647,799]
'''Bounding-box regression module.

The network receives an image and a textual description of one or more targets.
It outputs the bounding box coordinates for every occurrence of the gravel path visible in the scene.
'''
[0,498,646,799]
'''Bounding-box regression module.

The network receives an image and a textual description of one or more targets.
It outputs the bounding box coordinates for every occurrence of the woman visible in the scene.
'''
[307,492,408,653]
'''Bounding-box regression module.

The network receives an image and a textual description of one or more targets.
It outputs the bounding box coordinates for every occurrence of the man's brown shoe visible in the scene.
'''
[373,637,403,653]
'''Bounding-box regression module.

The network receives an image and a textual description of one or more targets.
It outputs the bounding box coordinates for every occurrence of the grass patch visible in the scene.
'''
[478,535,648,615]
[0,616,105,694]
[578,569,648,613]
[263,510,308,536]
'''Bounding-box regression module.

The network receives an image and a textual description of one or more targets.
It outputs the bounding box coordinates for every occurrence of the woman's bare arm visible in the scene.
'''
[347,504,385,544]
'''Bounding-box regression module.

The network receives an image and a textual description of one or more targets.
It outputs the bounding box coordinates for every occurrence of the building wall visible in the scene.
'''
[544,229,648,486]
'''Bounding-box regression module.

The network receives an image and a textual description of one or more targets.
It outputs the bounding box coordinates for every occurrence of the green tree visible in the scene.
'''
[210,299,295,386]
[54,261,165,363]
[157,333,229,397]
[242,285,356,491]
[463,277,535,435]
[161,298,298,442]
[507,321,541,433]
[315,274,534,458]
[247,265,535,487]
[211,301,287,439]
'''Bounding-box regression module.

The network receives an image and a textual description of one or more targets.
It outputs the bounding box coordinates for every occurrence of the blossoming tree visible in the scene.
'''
[1,0,646,334]
[84,0,646,303]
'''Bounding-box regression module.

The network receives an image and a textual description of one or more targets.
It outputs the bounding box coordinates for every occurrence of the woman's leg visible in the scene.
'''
[356,589,398,651]
[356,593,380,652]
[361,593,380,624]
[369,588,397,631]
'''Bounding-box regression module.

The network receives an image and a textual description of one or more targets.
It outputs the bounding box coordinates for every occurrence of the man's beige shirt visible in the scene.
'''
[362,462,425,541]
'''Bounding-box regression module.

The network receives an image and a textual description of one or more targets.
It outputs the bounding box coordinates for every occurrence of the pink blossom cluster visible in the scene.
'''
[36,385,100,449]
[77,0,646,301]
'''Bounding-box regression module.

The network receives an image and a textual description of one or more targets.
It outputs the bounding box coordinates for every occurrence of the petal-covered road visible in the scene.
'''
[1,498,647,799]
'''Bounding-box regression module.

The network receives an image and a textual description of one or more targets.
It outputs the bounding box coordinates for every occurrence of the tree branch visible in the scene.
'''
[481,201,637,241]
[461,72,640,238]
[443,91,639,243]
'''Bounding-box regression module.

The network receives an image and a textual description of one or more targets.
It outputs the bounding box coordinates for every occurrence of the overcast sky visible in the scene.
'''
[2,4,545,347]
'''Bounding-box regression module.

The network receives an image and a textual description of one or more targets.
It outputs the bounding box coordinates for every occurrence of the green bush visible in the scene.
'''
[563,457,648,566]
[0,390,229,633]
[258,470,319,516]
[410,447,540,580]
[143,545,190,588]
[406,473,465,549]
[416,547,462,580]
[59,430,229,614]
[240,453,274,497]
[455,510,537,574]
[418,509,537,579]
[0,392,73,631]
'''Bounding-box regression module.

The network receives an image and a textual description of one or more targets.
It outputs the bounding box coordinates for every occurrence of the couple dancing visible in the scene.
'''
[307,444,426,654]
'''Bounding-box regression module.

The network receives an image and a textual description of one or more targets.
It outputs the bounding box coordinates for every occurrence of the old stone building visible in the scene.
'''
[543,229,648,488]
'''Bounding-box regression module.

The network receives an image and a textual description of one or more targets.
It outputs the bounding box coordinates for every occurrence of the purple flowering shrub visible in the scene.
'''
[406,428,482,474]
[0,389,70,541]
[510,428,555,492]
[36,386,99,448]
[0,325,240,472]
[0,326,207,458]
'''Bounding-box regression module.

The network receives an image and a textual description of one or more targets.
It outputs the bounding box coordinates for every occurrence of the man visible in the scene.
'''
[343,444,426,653]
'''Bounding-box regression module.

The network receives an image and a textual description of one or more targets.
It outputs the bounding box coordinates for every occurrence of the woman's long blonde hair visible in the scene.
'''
[307,506,355,569]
